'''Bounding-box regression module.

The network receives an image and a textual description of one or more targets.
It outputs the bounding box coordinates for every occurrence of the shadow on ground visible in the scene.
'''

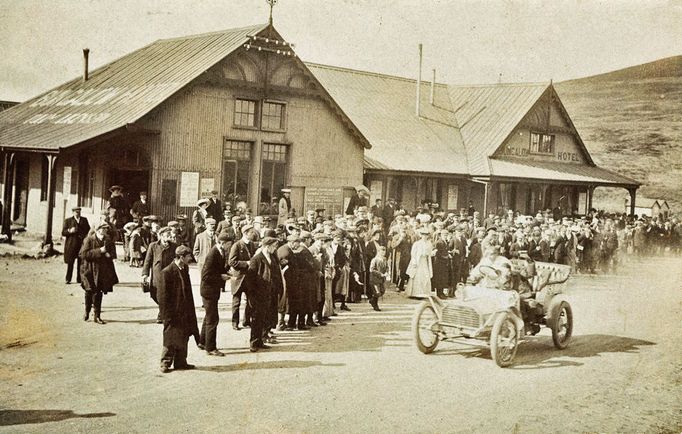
[430,334,655,369]
[255,303,414,353]
[195,360,344,372]
[0,410,116,426]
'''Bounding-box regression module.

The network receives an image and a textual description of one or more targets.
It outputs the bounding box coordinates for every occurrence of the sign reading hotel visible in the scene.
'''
[305,187,344,217]
[179,172,200,207]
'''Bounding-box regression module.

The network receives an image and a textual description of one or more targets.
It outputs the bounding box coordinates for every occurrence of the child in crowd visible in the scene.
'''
[129,225,144,267]
[368,245,389,311]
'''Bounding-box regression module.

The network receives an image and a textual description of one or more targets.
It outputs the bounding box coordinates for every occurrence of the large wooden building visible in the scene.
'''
[310,64,639,216]
[0,23,639,246]
[0,24,369,244]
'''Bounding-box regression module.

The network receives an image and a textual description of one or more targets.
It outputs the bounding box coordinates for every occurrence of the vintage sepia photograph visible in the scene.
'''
[0,1,680,432]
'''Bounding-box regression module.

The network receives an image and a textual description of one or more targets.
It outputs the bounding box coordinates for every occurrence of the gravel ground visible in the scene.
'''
[0,252,680,433]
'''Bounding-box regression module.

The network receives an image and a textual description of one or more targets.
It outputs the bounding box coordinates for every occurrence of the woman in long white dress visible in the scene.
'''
[405,227,434,297]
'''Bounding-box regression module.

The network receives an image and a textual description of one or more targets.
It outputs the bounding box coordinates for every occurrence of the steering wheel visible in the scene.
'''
[478,265,501,280]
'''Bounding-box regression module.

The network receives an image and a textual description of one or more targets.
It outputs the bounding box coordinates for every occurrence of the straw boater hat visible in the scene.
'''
[123,222,138,232]
[197,198,209,207]
[108,185,123,193]
[281,188,291,193]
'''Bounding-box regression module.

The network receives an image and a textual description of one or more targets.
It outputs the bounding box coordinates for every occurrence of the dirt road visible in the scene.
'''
[0,253,680,433]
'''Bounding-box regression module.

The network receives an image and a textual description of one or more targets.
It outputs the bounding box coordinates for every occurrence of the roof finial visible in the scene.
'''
[267,0,278,25]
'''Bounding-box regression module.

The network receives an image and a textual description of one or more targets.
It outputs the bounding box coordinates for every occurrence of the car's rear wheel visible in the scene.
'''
[413,301,439,354]
[550,301,573,349]
[490,312,518,367]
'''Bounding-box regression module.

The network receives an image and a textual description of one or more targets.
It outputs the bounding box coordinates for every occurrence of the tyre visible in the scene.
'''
[413,301,439,354]
[490,312,519,367]
[550,301,573,349]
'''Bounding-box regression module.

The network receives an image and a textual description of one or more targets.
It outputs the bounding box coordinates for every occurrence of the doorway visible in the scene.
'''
[108,169,149,209]
[12,159,29,225]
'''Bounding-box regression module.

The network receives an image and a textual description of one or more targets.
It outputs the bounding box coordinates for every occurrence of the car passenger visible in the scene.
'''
[468,238,512,290]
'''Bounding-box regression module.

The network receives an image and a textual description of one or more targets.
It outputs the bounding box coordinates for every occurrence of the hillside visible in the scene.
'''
[555,56,682,214]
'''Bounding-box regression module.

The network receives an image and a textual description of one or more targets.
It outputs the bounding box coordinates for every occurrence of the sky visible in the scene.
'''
[1,0,681,102]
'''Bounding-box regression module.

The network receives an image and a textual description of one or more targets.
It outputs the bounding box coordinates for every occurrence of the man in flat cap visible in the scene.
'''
[175,214,189,246]
[79,223,118,324]
[277,188,292,227]
[106,185,129,241]
[62,206,90,284]
[199,233,232,356]
[246,236,283,351]
[229,223,258,329]
[193,217,217,272]
[142,226,177,323]
[158,245,199,372]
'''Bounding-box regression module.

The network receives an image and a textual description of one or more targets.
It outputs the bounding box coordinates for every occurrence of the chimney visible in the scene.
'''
[83,48,90,82]
[416,43,422,117]
[430,68,436,105]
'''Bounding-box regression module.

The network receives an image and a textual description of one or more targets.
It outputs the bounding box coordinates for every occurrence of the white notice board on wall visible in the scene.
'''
[200,178,214,198]
[179,172,200,207]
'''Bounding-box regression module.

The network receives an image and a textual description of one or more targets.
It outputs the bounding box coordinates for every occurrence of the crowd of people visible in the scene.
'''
[61,184,682,372]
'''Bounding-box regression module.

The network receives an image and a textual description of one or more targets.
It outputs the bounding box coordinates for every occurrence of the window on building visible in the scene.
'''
[78,153,94,208]
[161,179,177,206]
[234,98,257,127]
[260,143,287,209]
[223,139,252,205]
[261,101,285,130]
[530,132,555,154]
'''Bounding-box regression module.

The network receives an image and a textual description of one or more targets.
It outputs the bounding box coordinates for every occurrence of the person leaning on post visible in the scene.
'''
[62,206,90,285]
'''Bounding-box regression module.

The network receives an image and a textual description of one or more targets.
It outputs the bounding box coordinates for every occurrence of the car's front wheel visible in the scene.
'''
[490,312,519,367]
[413,301,439,354]
[549,301,573,349]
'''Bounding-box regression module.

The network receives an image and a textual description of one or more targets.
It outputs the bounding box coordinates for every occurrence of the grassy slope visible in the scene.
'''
[555,60,682,214]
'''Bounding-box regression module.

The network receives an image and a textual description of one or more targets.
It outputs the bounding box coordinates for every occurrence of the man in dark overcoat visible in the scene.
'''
[199,233,232,356]
[228,224,257,329]
[158,245,199,372]
[278,234,308,329]
[62,206,90,284]
[206,190,223,222]
[246,236,282,351]
[79,223,118,324]
[142,227,177,323]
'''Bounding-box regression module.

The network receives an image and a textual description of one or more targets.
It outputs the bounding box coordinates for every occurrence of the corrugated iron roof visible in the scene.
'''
[488,158,639,187]
[0,24,269,151]
[307,63,470,175]
[448,83,549,176]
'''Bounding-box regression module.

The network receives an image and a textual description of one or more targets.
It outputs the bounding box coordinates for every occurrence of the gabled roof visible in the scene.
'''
[448,82,549,175]
[627,198,669,208]
[307,63,469,175]
[488,157,639,187]
[0,24,272,151]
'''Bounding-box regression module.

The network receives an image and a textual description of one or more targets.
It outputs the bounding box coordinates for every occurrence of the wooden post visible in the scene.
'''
[587,186,594,212]
[42,154,57,252]
[1,151,15,242]
[628,188,636,217]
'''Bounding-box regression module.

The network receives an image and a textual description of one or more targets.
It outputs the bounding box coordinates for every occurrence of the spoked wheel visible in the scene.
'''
[412,301,440,354]
[550,301,573,349]
[490,312,519,367]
